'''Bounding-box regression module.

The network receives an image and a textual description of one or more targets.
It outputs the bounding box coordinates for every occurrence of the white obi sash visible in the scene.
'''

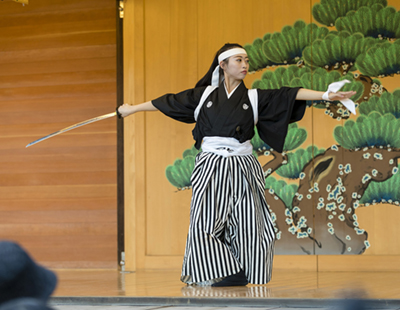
[202,137,253,157]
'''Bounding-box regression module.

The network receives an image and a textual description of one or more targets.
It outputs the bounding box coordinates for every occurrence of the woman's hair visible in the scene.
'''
[195,43,243,88]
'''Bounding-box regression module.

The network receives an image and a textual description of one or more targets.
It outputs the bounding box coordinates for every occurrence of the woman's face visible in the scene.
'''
[221,53,249,81]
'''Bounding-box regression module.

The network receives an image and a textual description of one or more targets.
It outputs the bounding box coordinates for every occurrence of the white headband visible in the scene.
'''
[218,48,247,63]
[211,48,248,86]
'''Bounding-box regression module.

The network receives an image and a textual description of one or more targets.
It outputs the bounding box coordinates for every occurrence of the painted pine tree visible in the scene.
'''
[258,0,400,254]
[165,0,400,255]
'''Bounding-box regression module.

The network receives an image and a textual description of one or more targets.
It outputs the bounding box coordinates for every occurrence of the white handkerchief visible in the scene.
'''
[328,80,351,92]
[327,80,356,115]
[340,98,356,115]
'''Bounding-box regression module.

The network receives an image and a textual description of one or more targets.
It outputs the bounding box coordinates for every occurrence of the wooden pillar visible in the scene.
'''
[123,0,145,271]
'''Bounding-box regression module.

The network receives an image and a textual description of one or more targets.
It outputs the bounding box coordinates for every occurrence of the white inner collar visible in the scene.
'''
[224,82,241,99]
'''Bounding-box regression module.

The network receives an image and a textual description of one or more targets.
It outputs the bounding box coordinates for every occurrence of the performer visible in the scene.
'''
[118,43,356,287]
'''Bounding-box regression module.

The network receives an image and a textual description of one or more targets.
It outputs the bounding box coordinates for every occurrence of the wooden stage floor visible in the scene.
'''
[51,269,400,308]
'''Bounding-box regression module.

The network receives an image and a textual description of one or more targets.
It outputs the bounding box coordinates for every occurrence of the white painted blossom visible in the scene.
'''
[361,174,372,184]
[297,232,309,239]
[292,206,300,213]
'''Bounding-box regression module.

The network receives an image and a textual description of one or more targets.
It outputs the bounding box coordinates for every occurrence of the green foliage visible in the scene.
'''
[335,4,400,39]
[276,146,326,179]
[283,123,308,152]
[303,31,382,71]
[356,40,400,77]
[265,176,298,210]
[251,123,307,153]
[244,20,340,73]
[291,69,363,116]
[312,0,387,27]
[165,146,199,189]
[252,66,311,89]
[372,78,383,86]
[262,20,332,65]
[360,165,400,205]
[244,35,276,72]
[291,68,360,92]
[182,145,200,158]
[359,90,400,118]
[253,66,363,119]
[254,66,363,105]
[334,112,400,149]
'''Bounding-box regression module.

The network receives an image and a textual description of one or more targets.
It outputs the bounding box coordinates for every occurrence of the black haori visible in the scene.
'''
[181,152,275,285]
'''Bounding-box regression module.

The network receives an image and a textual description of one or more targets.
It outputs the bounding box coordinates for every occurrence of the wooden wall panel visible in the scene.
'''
[145,0,199,256]
[0,0,117,268]
[124,0,400,271]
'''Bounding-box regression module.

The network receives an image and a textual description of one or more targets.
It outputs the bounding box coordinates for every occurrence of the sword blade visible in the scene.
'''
[26,111,118,148]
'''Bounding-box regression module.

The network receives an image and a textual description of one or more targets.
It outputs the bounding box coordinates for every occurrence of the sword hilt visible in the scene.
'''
[116,108,122,119]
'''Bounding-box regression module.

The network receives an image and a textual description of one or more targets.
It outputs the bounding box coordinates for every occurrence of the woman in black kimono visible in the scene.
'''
[118,43,356,287]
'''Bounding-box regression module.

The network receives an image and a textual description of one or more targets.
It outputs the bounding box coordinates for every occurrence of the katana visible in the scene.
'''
[26,109,121,148]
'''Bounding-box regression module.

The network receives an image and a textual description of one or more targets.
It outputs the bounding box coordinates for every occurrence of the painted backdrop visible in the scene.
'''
[164,0,400,255]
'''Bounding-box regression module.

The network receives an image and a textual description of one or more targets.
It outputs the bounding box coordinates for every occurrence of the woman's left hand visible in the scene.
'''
[328,91,357,101]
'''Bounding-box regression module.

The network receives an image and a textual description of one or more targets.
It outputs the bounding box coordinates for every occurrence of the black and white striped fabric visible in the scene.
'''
[181,152,275,285]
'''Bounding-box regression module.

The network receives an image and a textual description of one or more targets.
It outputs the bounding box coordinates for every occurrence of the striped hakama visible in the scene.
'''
[151,83,306,285]
[181,152,275,285]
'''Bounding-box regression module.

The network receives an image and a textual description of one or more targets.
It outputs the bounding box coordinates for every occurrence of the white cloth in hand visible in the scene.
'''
[322,80,356,115]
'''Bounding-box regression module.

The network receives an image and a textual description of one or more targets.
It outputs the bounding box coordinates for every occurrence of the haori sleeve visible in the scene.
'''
[256,87,307,153]
[151,86,208,123]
